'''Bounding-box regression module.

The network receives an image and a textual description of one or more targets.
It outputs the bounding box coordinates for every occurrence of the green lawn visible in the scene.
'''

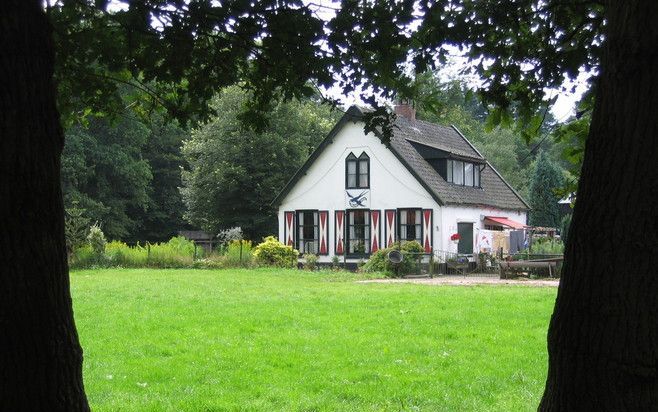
[71,268,556,411]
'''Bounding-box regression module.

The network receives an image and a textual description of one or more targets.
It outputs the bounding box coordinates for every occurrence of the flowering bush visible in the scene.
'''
[450,233,461,241]
[253,236,298,268]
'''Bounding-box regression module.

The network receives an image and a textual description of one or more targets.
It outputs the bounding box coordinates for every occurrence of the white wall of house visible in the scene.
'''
[278,121,440,262]
[439,205,527,253]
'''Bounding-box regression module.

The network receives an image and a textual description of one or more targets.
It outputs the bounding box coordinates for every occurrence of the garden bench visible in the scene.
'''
[499,260,557,279]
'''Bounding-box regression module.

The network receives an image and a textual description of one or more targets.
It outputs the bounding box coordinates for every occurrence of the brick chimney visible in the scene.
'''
[394,100,416,121]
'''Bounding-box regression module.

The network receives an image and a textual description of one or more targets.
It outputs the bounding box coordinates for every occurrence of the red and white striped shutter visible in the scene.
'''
[335,211,345,255]
[370,210,380,252]
[284,211,295,246]
[422,209,433,253]
[319,211,329,255]
[385,209,396,247]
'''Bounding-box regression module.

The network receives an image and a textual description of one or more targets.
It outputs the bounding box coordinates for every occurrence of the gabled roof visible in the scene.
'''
[272,106,530,211]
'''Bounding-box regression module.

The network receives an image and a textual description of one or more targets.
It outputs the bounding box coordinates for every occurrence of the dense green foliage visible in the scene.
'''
[529,152,564,227]
[72,268,556,411]
[62,110,189,242]
[64,203,90,256]
[62,115,152,240]
[253,236,299,268]
[530,238,565,256]
[181,87,338,239]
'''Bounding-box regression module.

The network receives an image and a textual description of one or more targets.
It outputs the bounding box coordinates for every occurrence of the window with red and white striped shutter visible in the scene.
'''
[319,211,329,255]
[335,211,345,255]
[370,210,381,252]
[284,211,295,246]
[422,209,433,253]
[384,209,396,247]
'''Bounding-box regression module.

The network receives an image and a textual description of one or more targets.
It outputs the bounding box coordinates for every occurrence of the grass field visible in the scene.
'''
[71,268,557,411]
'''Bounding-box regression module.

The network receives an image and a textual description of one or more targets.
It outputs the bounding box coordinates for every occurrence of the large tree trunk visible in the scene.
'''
[0,1,89,410]
[540,2,658,410]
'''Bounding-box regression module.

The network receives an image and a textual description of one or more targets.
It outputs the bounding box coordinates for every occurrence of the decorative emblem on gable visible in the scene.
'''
[345,190,370,208]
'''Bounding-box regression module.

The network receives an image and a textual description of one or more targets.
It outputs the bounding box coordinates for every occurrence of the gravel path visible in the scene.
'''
[358,276,559,287]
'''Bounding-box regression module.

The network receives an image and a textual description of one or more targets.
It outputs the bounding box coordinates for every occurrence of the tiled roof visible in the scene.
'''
[272,106,530,211]
[389,116,529,210]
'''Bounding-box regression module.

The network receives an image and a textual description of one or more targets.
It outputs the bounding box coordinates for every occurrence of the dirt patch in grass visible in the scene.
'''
[359,276,559,287]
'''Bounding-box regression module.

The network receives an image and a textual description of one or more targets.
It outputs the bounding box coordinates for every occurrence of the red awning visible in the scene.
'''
[484,216,526,230]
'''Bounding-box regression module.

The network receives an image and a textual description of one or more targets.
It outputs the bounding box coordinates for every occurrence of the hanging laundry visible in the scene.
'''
[477,230,494,252]
[509,230,525,254]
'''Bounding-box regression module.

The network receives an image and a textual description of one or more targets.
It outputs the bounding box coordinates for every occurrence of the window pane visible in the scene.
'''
[454,161,464,185]
[474,166,480,187]
[359,161,368,187]
[447,160,453,182]
[415,224,422,242]
[347,161,356,174]
[347,174,356,187]
[407,225,415,240]
[414,211,421,224]
[465,163,474,186]
[359,160,368,175]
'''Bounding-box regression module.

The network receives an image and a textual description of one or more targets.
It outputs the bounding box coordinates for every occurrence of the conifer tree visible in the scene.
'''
[529,151,563,228]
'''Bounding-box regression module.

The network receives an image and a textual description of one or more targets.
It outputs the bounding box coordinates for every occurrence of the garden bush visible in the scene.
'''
[253,236,298,268]
[87,224,107,255]
[362,241,424,277]
[530,238,564,255]
[303,254,319,271]
[71,236,200,269]
[223,239,253,267]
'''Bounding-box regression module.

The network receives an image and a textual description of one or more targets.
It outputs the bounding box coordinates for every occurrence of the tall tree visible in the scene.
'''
[1,2,88,409]
[62,115,153,240]
[181,87,337,240]
[529,151,563,227]
[3,0,658,410]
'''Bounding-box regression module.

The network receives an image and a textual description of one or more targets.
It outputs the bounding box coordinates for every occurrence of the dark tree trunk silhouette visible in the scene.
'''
[540,1,658,410]
[0,1,89,410]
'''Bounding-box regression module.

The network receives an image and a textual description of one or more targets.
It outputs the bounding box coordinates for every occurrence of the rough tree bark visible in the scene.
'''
[0,1,89,410]
[540,1,658,410]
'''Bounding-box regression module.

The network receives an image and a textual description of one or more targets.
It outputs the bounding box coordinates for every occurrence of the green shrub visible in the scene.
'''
[331,255,341,270]
[87,223,107,255]
[530,238,564,255]
[362,241,424,277]
[253,236,298,268]
[223,239,253,267]
[304,254,319,271]
[192,256,227,269]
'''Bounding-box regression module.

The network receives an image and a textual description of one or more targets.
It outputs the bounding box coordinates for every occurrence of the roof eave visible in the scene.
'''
[270,105,364,207]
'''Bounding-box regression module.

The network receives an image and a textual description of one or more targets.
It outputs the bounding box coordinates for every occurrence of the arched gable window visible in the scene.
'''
[346,152,369,189]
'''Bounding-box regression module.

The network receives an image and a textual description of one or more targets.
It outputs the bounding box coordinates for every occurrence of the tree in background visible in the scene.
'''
[64,203,90,259]
[529,151,564,227]
[127,113,190,243]
[62,115,152,240]
[181,87,338,240]
[61,109,189,243]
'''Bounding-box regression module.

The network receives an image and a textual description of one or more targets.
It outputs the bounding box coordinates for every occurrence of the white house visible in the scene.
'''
[272,104,529,263]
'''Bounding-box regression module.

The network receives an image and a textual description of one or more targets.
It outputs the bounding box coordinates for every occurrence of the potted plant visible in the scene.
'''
[450,233,461,244]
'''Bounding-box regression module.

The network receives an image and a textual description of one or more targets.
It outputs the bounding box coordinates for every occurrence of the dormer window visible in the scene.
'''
[447,159,481,188]
[346,152,369,189]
